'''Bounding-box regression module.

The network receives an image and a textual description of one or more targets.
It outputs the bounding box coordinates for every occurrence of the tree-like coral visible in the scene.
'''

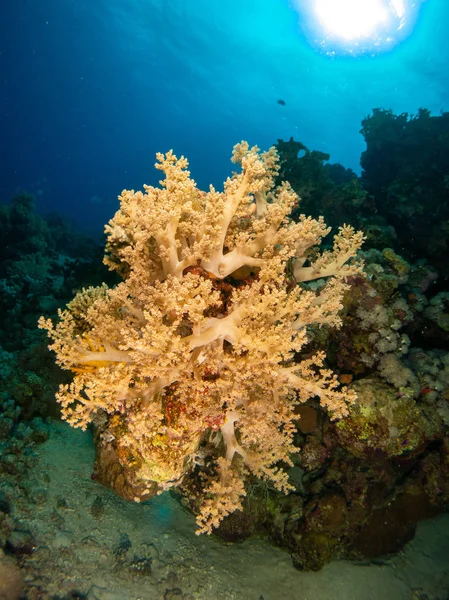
[39,142,364,533]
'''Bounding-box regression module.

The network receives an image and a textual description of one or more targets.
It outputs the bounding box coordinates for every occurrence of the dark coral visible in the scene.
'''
[275,137,367,230]
[360,108,449,276]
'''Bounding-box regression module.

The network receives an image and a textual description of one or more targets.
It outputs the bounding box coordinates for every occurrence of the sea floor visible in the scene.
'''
[11,421,449,599]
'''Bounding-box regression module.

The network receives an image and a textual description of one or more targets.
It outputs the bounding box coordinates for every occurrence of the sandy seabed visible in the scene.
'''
[10,421,449,600]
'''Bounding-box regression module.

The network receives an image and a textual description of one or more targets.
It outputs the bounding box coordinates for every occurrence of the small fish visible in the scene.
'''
[420,386,433,395]
[277,99,286,106]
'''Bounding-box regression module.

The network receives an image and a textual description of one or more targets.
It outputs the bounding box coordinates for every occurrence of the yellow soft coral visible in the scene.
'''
[39,141,364,534]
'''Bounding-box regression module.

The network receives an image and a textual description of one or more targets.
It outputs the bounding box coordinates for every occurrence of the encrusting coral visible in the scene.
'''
[39,142,364,533]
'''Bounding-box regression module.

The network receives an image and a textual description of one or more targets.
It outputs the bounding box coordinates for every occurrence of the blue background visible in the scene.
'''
[1,0,447,234]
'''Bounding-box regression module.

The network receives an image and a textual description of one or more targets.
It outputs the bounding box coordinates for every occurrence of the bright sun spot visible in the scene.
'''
[293,0,425,55]
[314,0,404,40]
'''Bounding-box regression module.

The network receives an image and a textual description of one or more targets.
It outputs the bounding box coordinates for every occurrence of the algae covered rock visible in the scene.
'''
[335,378,440,459]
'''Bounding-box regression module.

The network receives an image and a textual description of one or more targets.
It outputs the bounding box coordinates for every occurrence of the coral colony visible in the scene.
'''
[39,142,364,533]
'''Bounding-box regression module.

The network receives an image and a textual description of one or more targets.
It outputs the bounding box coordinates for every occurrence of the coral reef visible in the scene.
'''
[5,114,449,578]
[39,142,363,533]
[0,192,113,422]
[275,137,367,231]
[277,108,449,278]
[177,229,449,569]
[360,108,449,274]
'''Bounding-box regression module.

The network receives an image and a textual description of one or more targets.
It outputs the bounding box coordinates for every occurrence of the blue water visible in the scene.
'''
[1,0,447,234]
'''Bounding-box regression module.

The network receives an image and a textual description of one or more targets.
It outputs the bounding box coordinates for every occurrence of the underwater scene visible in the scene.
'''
[1,0,449,598]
